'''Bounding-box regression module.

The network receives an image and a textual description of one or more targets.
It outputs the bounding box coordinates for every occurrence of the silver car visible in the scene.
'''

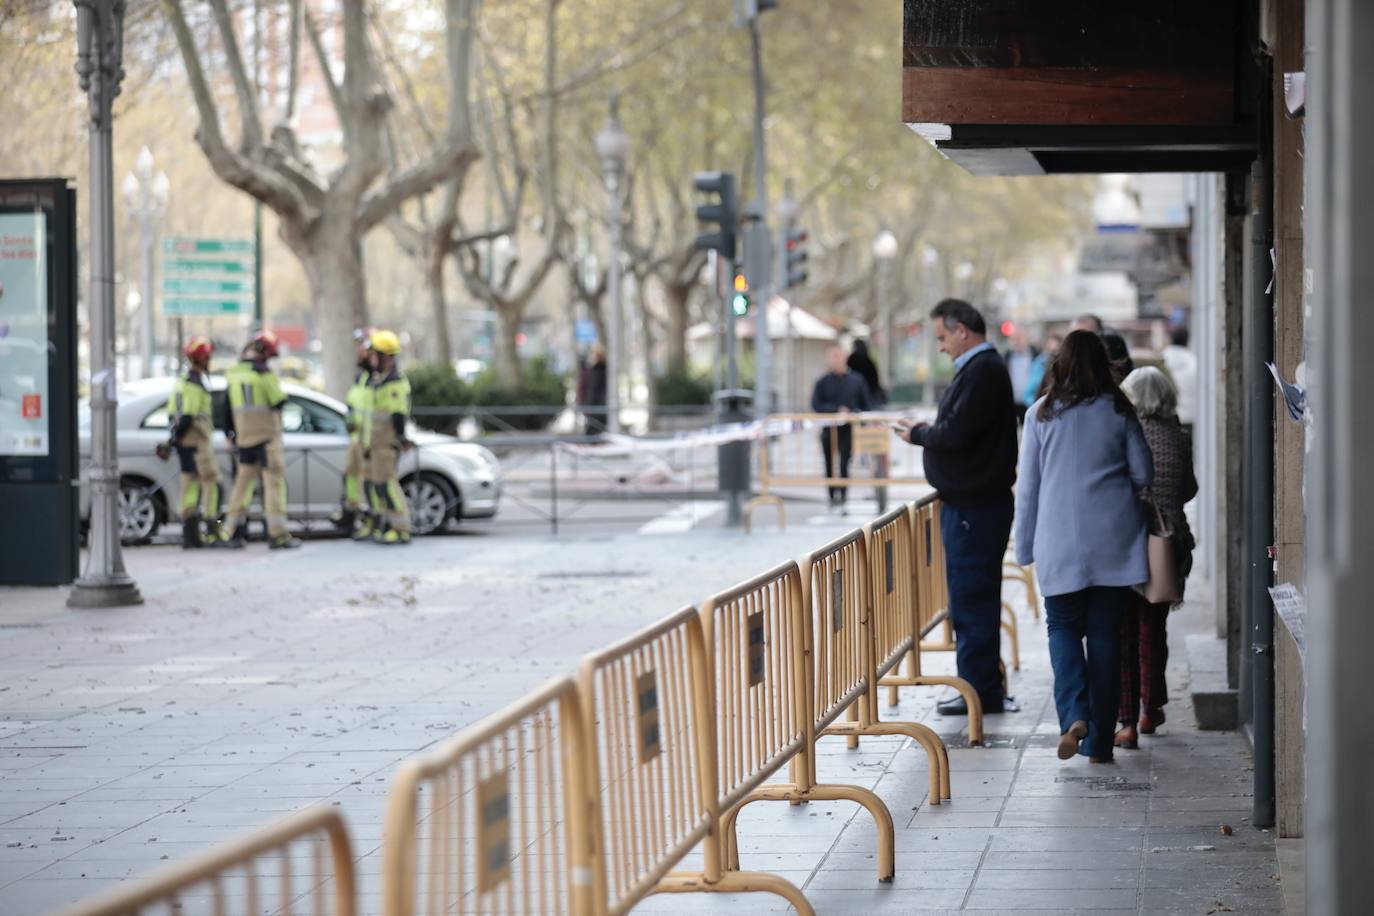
[79,377,500,543]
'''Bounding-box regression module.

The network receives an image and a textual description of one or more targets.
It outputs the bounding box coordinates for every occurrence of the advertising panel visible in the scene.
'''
[0,211,48,456]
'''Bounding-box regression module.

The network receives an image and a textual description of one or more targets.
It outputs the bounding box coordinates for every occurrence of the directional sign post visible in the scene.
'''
[160,237,256,316]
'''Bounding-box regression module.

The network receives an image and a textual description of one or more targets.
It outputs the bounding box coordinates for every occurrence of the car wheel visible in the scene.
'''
[118,476,165,545]
[404,472,457,536]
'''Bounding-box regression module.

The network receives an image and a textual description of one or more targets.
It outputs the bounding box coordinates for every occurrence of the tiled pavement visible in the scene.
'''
[0,508,1284,914]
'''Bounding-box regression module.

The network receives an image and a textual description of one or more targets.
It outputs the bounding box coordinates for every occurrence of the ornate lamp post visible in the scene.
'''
[70,0,142,609]
[594,97,630,435]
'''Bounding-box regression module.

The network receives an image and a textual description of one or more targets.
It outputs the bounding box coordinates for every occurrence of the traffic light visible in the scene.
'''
[783,228,808,289]
[693,171,737,260]
[732,272,751,316]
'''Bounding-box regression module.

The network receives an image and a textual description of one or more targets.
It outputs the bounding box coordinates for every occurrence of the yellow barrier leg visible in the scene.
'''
[882,675,985,746]
[720,784,895,884]
[1001,602,1022,671]
[654,870,816,915]
[845,698,860,750]
[825,720,946,804]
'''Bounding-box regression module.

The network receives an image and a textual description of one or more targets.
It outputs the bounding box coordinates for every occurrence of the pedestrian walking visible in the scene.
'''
[1023,331,1062,405]
[1115,367,1197,749]
[1014,330,1152,762]
[334,328,374,537]
[363,330,414,545]
[158,337,220,549]
[580,345,608,434]
[1070,313,1104,335]
[893,299,1018,716]
[1160,325,1198,436]
[218,331,301,550]
[811,345,872,512]
[847,339,887,406]
[1003,328,1040,421]
[1102,330,1135,383]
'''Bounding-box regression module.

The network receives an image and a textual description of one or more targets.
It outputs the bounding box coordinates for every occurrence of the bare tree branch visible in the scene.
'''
[206,0,263,151]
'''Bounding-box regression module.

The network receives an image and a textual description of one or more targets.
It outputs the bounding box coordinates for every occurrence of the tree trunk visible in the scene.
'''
[427,244,454,367]
[495,306,521,386]
[636,279,657,430]
[296,219,369,397]
[665,280,691,375]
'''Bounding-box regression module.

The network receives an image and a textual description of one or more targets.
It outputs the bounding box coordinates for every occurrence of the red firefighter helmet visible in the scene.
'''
[184,336,214,363]
[250,329,280,358]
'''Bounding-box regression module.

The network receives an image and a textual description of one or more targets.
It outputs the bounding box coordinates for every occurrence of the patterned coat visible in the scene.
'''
[1140,416,1198,599]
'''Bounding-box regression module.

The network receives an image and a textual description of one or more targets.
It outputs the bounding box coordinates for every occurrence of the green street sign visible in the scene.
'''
[162,237,254,255]
[161,277,252,295]
[163,298,250,316]
[163,258,251,274]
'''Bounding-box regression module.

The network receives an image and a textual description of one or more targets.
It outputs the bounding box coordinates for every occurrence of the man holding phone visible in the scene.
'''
[895,299,1019,716]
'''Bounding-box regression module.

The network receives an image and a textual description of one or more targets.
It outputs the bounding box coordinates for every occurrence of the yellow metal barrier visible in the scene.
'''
[876,498,988,744]
[744,413,927,531]
[705,560,896,883]
[808,518,951,800]
[1004,559,1042,620]
[53,804,355,916]
[577,607,813,915]
[381,676,593,916]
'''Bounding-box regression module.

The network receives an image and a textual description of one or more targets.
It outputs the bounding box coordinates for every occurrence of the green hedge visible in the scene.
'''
[407,361,471,435]
[471,357,569,432]
[653,370,713,406]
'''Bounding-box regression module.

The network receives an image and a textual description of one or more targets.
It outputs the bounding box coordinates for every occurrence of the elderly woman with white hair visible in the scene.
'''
[1115,366,1198,749]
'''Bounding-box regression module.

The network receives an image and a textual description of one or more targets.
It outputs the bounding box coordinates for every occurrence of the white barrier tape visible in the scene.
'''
[556,410,937,457]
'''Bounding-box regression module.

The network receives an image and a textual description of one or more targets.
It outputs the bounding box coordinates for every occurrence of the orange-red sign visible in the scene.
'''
[20,394,41,419]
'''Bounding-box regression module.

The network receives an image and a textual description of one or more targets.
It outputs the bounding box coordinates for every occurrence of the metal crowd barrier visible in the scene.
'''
[577,607,813,914]
[877,498,988,744]
[744,412,930,532]
[804,522,952,802]
[704,562,897,883]
[62,494,1043,916]
[51,804,355,916]
[381,677,591,916]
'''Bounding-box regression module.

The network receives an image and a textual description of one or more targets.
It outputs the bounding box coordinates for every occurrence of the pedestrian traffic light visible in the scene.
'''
[784,228,808,289]
[693,171,737,260]
[733,272,751,316]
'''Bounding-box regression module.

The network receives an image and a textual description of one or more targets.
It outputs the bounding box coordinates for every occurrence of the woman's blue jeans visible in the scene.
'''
[1044,586,1131,758]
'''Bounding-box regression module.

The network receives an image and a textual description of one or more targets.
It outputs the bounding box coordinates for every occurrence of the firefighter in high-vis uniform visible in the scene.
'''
[363,329,413,545]
[334,328,375,537]
[157,337,220,549]
[218,330,302,550]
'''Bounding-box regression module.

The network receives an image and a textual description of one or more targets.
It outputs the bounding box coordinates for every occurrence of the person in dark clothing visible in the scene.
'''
[847,339,887,406]
[812,345,872,511]
[580,345,608,433]
[894,299,1019,715]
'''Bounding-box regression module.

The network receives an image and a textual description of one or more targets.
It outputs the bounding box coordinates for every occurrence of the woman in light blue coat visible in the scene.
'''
[1015,331,1153,762]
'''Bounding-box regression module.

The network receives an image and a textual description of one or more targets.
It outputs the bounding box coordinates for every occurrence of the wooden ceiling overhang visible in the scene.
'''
[902,1,1259,174]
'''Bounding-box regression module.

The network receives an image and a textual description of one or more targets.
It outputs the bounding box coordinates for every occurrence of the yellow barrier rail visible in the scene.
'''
[381,676,592,916]
[705,560,896,883]
[51,804,355,916]
[577,607,813,915]
[808,519,951,801]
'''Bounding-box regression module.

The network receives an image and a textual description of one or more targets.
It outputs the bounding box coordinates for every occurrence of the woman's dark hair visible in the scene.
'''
[1036,330,1135,421]
[1101,331,1135,383]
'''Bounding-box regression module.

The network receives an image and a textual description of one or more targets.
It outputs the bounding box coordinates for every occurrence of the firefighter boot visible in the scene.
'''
[181,517,204,550]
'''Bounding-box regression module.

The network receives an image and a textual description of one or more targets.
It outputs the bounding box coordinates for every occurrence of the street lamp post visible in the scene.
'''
[595,97,630,435]
[872,229,899,387]
[70,0,142,609]
[122,147,168,379]
[776,184,798,409]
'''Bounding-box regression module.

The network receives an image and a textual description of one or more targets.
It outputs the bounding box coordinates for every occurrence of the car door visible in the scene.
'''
[280,394,350,519]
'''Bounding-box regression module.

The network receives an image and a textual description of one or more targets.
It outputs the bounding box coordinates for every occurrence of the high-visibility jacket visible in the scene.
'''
[167,370,214,445]
[367,369,411,451]
[346,366,373,439]
[225,360,286,448]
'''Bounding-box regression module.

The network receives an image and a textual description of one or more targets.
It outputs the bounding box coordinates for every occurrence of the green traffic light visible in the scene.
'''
[732,293,749,316]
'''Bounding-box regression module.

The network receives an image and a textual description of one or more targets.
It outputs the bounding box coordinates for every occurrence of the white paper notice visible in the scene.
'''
[1268,583,1306,662]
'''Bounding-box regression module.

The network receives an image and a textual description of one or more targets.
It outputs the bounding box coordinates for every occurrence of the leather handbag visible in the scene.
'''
[1136,502,1181,605]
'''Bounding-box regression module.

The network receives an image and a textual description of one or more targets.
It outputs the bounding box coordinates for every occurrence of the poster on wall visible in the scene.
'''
[0,211,49,456]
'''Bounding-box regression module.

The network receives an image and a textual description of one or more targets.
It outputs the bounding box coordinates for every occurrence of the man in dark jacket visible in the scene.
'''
[812,345,872,511]
[895,299,1018,715]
